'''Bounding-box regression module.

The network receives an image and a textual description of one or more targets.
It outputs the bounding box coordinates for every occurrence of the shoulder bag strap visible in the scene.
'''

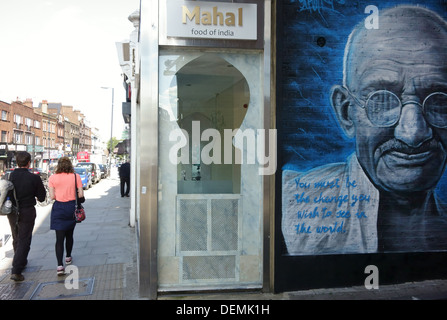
[9,176,19,226]
[8,175,18,208]
[74,173,79,205]
[13,188,18,209]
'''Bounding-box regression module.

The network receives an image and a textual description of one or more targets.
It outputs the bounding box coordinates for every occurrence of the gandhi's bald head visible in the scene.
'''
[331,6,447,194]
[343,6,447,89]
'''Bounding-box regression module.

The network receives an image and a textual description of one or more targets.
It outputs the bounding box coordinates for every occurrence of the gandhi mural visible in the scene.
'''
[282,6,447,255]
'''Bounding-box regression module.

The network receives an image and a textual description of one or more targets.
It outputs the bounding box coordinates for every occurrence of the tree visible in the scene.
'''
[107,137,121,154]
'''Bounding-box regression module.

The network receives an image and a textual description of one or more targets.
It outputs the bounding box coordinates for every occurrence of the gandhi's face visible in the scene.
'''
[346,15,447,194]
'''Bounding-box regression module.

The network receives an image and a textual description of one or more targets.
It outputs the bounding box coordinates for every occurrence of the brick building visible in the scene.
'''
[8,99,44,169]
[38,101,93,164]
[0,100,11,172]
[0,99,94,174]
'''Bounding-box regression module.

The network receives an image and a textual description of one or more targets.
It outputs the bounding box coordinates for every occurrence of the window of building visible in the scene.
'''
[14,132,22,144]
[25,134,33,145]
[1,131,7,142]
[14,114,22,124]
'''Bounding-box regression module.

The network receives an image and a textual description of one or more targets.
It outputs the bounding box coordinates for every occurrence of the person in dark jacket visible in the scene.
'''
[119,161,130,197]
[7,151,46,281]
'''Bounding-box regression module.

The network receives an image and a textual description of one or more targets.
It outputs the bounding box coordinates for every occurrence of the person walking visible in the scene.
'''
[48,157,84,275]
[119,161,130,197]
[7,151,46,281]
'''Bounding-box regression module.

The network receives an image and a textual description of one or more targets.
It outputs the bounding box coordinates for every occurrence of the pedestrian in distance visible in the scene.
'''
[119,160,130,197]
[7,151,46,281]
[48,157,85,276]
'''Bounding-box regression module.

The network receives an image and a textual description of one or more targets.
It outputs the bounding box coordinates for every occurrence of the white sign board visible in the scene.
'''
[166,0,258,40]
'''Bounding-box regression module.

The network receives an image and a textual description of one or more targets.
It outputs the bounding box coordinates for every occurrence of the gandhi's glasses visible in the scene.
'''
[345,88,447,128]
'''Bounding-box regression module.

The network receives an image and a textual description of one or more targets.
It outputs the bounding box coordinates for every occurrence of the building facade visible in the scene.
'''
[9,100,44,169]
[0,100,12,171]
[0,99,94,172]
[124,0,447,299]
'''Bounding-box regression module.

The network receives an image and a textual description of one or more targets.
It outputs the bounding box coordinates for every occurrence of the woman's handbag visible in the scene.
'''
[74,174,86,223]
[75,204,86,223]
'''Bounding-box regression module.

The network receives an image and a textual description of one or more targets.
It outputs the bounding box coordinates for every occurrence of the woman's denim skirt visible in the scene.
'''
[50,200,77,231]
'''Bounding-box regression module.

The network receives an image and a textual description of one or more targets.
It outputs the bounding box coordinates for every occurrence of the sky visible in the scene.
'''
[0,0,140,141]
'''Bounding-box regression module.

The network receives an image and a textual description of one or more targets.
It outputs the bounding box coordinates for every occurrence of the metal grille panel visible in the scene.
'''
[183,255,236,280]
[178,199,208,251]
[177,195,241,282]
[211,199,238,251]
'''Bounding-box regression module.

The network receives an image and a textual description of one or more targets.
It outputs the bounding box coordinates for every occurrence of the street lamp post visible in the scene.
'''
[32,131,35,168]
[101,87,114,172]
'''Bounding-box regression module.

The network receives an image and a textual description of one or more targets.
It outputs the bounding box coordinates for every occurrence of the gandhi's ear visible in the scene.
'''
[330,85,355,138]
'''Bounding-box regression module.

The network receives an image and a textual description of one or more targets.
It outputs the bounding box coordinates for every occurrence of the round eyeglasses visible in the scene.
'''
[345,88,447,128]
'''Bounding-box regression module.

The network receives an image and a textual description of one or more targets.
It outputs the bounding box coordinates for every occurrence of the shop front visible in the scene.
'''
[0,143,7,172]
[133,0,447,299]
[137,0,273,298]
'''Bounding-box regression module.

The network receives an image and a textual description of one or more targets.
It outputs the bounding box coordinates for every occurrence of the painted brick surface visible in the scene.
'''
[275,0,447,292]
[277,0,447,254]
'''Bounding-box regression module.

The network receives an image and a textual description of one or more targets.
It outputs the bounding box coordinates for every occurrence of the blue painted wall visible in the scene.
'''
[277,0,447,253]
[275,1,447,291]
[278,0,447,177]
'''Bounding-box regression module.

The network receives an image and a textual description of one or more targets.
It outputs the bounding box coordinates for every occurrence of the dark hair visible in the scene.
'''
[16,151,31,167]
[55,157,74,174]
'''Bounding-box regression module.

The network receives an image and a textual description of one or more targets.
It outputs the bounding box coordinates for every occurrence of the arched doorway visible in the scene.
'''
[158,51,264,291]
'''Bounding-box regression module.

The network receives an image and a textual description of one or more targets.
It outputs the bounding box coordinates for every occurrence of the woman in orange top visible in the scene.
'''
[48,157,84,275]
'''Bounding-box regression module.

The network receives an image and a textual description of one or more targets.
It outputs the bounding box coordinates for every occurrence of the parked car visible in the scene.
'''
[29,168,48,181]
[94,163,102,181]
[1,169,14,180]
[98,164,109,179]
[75,167,92,190]
[1,168,47,181]
[76,162,100,184]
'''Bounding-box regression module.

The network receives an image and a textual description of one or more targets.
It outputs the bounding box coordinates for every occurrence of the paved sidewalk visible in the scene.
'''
[0,168,139,300]
[158,279,447,300]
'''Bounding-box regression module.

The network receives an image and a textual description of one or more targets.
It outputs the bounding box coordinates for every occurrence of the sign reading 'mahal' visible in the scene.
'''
[166,0,258,40]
